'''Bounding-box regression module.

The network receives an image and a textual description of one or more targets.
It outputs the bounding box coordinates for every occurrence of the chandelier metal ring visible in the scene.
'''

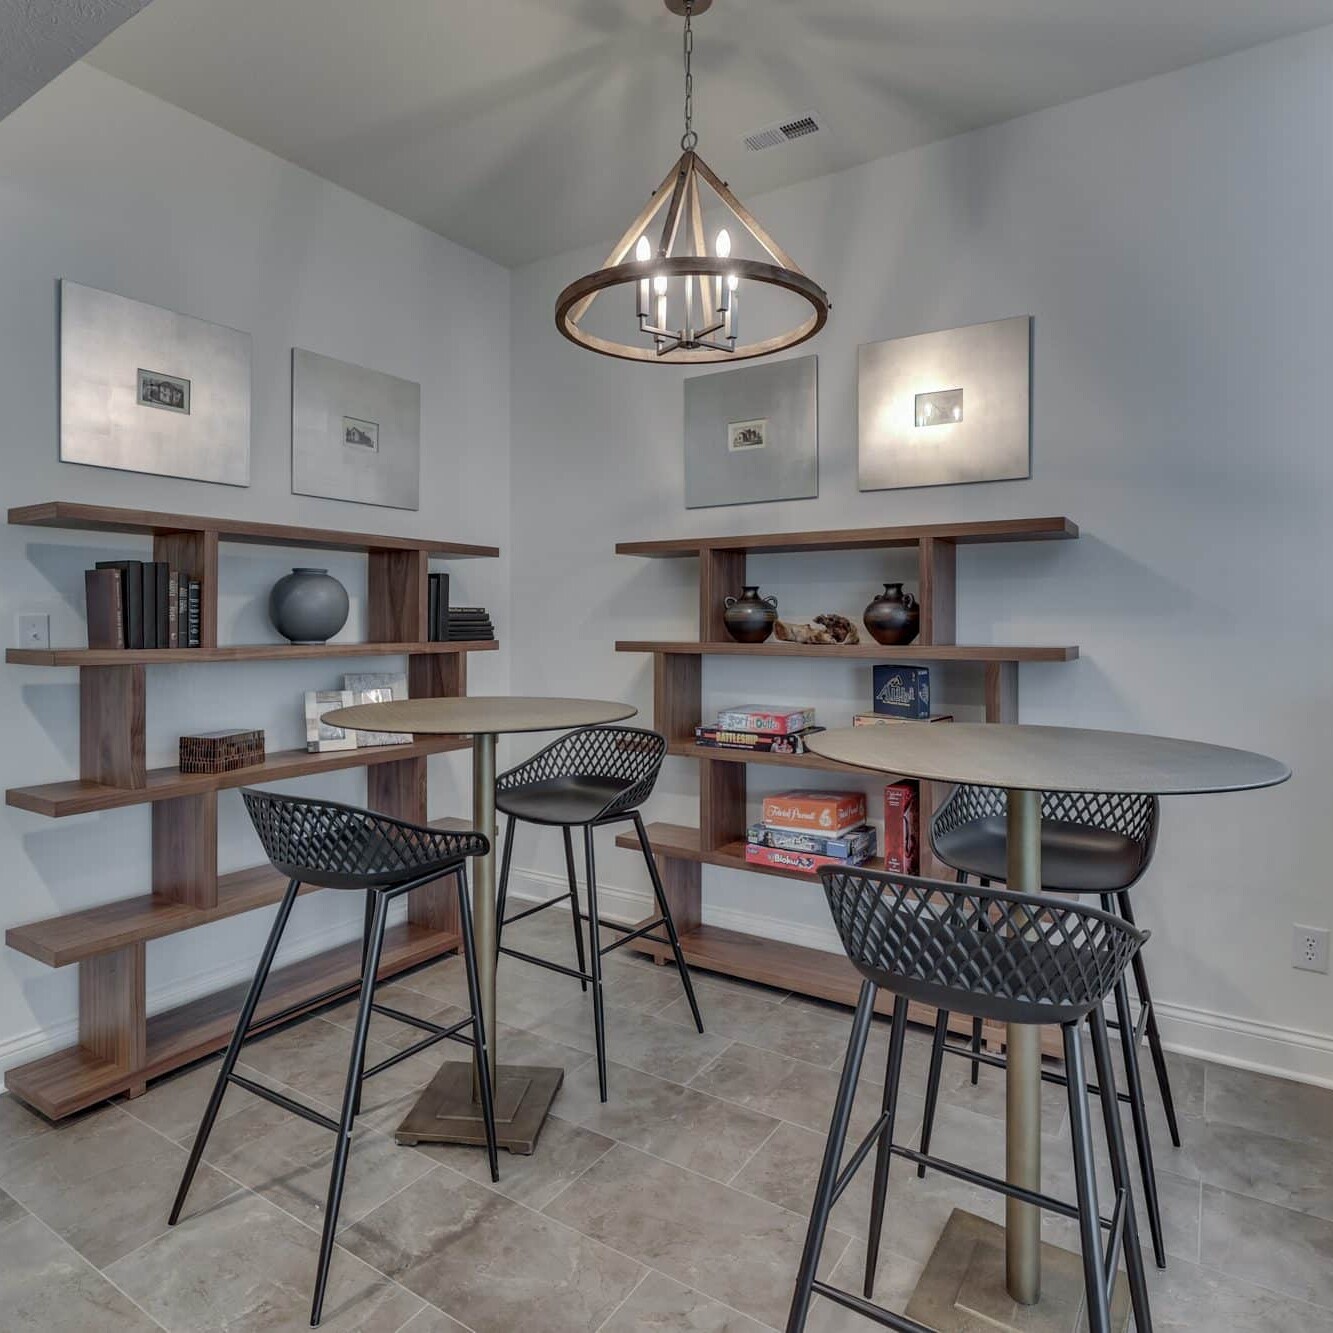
[556,256,828,363]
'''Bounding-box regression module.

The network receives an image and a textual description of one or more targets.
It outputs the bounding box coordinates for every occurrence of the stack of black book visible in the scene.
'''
[446,608,495,641]
[85,560,202,650]
[426,570,494,641]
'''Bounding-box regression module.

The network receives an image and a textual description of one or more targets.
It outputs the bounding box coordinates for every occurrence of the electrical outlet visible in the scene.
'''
[1292,925,1330,974]
[16,613,50,650]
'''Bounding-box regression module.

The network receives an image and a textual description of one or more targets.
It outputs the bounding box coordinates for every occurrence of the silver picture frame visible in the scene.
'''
[858,316,1031,491]
[292,349,420,511]
[684,354,818,509]
[59,281,251,486]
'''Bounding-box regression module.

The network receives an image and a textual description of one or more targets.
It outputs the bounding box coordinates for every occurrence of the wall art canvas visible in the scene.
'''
[857,316,1031,492]
[684,354,817,508]
[291,348,420,510]
[60,281,251,485]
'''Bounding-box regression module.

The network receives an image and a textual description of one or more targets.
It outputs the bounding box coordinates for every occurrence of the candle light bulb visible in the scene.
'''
[634,236,652,320]
[653,275,668,296]
[715,227,731,259]
[727,273,739,291]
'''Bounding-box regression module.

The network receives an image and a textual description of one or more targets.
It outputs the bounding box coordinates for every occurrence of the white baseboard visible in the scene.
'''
[0,904,407,1080]
[509,866,1333,1088]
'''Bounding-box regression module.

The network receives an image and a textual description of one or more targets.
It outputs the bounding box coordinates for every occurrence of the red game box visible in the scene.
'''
[882,780,919,874]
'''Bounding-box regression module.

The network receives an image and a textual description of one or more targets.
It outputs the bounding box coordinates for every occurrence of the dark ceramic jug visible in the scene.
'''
[723,586,778,643]
[863,583,920,646]
[269,568,350,644]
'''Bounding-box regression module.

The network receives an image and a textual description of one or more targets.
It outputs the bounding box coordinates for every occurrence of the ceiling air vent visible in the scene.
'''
[743,112,823,152]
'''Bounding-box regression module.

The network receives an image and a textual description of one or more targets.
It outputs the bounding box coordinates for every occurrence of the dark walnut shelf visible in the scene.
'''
[7,818,473,968]
[10,501,499,557]
[7,640,497,667]
[618,640,1077,662]
[616,515,1077,557]
[7,738,473,818]
[668,740,890,775]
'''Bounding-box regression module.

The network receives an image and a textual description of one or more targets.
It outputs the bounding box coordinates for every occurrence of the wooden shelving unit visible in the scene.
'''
[615,516,1079,1041]
[4,503,499,1120]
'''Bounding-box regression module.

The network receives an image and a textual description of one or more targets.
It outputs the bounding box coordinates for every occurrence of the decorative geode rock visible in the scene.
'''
[774,614,861,645]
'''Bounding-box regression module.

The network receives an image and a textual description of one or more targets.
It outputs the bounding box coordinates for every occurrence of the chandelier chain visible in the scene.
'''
[680,0,697,151]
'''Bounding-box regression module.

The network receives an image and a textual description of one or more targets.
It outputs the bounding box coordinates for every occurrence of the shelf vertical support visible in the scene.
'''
[79,665,146,788]
[79,942,146,1097]
[153,793,219,909]
[369,549,428,642]
[918,537,957,646]
[985,661,1019,723]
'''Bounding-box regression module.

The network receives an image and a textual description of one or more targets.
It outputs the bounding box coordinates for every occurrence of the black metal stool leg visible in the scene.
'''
[310,890,389,1327]
[1111,972,1167,1268]
[455,865,500,1182]
[1118,891,1181,1148]
[788,979,877,1333]
[169,876,302,1227]
[583,825,609,1102]
[633,812,703,1033]
[916,1007,949,1178]
[1063,1022,1113,1333]
[1090,1005,1154,1332]
[969,1016,984,1085]
[495,815,516,963]
[865,994,909,1297]
[563,826,589,992]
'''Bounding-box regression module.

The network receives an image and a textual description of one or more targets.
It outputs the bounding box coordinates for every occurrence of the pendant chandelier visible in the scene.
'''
[555,0,830,364]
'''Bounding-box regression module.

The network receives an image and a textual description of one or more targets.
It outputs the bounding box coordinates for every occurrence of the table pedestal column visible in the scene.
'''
[394,732,564,1155]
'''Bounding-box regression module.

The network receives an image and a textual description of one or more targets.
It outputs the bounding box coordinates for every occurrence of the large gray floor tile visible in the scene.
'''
[0,1183,25,1228]
[395,1305,472,1332]
[553,1057,780,1182]
[342,1164,643,1332]
[0,1104,238,1268]
[1164,1112,1333,1223]
[659,989,857,1068]
[1143,1251,1333,1331]
[545,1142,853,1328]
[807,1237,925,1333]
[106,1188,422,1332]
[0,1214,162,1332]
[689,1041,914,1138]
[1205,1064,1333,1149]
[117,1056,290,1144]
[0,1093,55,1147]
[531,995,733,1086]
[1200,1182,1333,1309]
[599,1269,770,1331]
[412,1111,614,1209]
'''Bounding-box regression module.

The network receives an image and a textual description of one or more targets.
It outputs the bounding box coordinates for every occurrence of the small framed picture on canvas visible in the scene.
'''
[727,418,768,451]
[342,416,379,452]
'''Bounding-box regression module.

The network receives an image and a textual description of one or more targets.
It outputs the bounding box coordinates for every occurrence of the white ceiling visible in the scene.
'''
[85,0,1333,267]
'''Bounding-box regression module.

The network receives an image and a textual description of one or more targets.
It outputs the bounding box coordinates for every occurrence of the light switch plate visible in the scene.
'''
[16,613,50,650]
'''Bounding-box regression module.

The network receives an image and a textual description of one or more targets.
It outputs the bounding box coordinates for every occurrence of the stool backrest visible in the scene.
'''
[931,786,1159,890]
[242,788,485,891]
[496,726,666,817]
[820,866,1146,1026]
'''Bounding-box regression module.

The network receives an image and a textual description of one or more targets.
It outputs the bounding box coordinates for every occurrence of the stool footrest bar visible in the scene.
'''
[940,1037,1132,1104]
[501,894,574,928]
[810,1279,933,1332]
[227,1073,341,1133]
[599,919,669,955]
[499,944,591,983]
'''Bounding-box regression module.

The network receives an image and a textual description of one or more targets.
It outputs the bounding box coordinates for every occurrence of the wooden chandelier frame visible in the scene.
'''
[554,149,831,364]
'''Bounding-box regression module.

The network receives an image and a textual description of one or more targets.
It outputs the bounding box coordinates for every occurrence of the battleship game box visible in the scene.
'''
[746,822,877,862]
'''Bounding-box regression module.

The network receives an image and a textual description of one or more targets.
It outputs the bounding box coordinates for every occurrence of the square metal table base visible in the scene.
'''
[394,1062,564,1156]
[904,1210,1130,1332]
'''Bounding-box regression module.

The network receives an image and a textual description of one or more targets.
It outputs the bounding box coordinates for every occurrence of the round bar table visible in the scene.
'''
[806,722,1288,1321]
[324,695,635,1154]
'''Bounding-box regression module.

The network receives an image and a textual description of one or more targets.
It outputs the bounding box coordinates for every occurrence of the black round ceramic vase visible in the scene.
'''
[268,568,350,644]
[863,582,920,646]
[723,586,779,643]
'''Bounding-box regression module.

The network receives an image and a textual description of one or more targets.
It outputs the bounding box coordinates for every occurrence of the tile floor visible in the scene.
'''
[3,905,1332,1332]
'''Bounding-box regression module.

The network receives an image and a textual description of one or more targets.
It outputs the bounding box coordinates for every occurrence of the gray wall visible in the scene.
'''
[509,26,1333,1082]
[0,64,511,1073]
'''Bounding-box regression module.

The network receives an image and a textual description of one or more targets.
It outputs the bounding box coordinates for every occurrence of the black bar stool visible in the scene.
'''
[921,785,1175,1269]
[492,725,704,1102]
[787,867,1153,1333]
[169,790,500,1328]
